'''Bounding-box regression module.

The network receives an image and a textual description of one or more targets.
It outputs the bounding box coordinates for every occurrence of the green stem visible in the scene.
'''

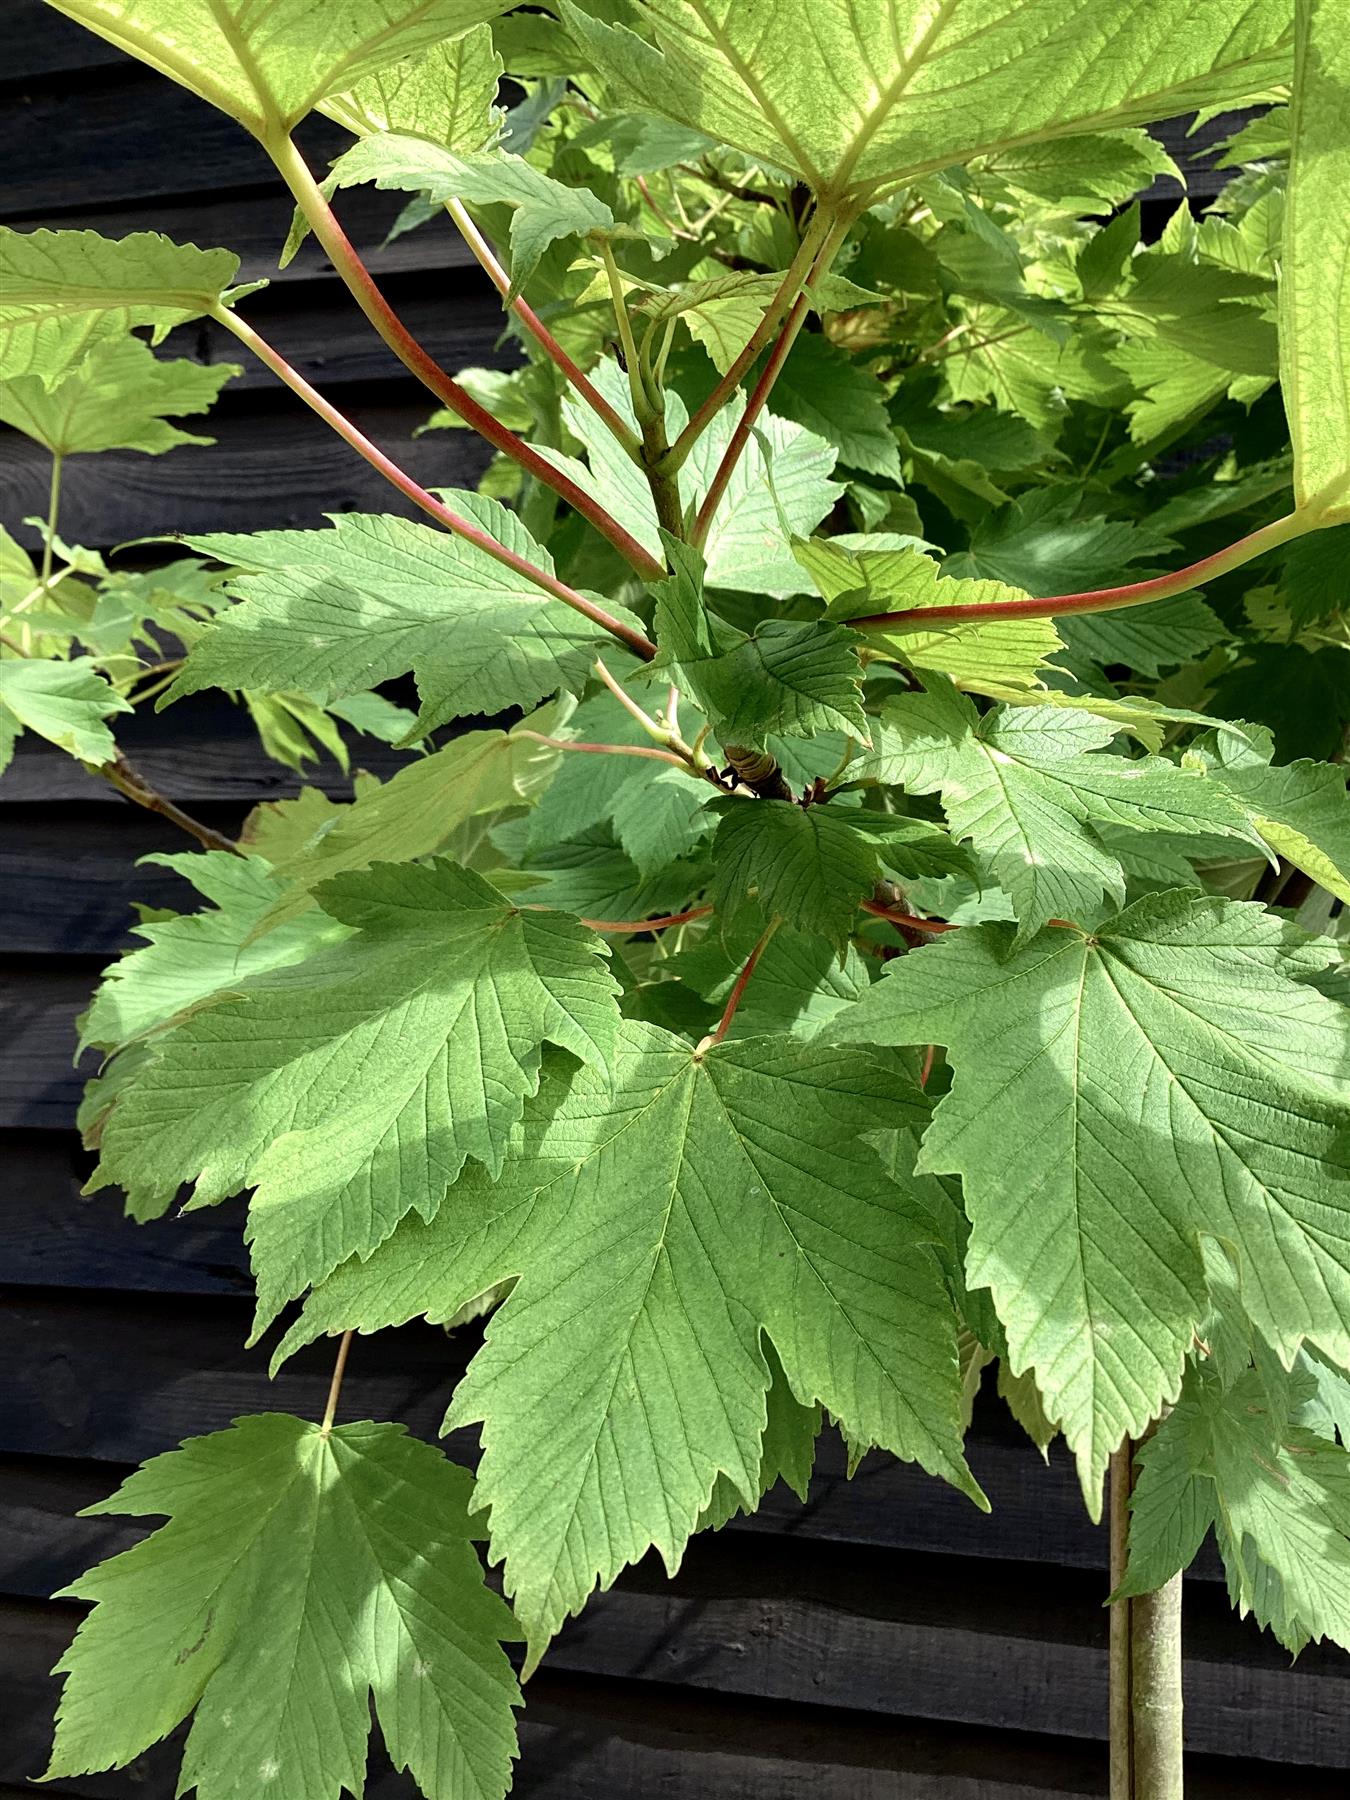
[320,1330,354,1436]
[660,204,837,472]
[41,452,63,587]
[1109,1436,1184,1800]
[267,134,663,580]
[601,241,686,542]
[848,511,1313,632]
[444,196,640,455]
[215,308,657,662]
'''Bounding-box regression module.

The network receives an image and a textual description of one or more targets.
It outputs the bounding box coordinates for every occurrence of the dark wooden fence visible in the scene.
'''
[2,5,1347,1791]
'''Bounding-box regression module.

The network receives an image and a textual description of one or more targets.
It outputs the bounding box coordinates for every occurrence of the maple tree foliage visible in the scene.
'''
[2,1,1349,1794]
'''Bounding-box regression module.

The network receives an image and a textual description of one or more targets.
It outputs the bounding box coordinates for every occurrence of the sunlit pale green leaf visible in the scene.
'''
[320,21,502,145]
[45,0,514,134]
[0,654,131,765]
[90,858,621,1329]
[286,1020,982,1659]
[45,1414,520,1799]
[0,227,239,386]
[0,335,238,457]
[827,893,1350,1508]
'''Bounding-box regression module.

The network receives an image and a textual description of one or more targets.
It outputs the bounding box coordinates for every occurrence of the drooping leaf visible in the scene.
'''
[1185,723,1350,905]
[90,858,621,1328]
[1282,0,1350,520]
[285,1020,983,1659]
[80,852,352,1054]
[794,535,1063,696]
[826,891,1350,1507]
[0,334,238,456]
[0,654,131,765]
[861,679,1268,941]
[0,227,240,385]
[562,0,1291,200]
[652,537,868,746]
[314,131,613,294]
[45,1414,520,1799]
[44,0,514,134]
[169,500,636,733]
[1121,1363,1350,1654]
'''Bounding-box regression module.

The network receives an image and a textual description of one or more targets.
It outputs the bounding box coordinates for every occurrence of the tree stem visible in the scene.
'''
[320,1330,354,1436]
[1109,1437,1184,1800]
[214,308,657,663]
[696,917,781,1054]
[103,753,242,856]
[848,512,1311,632]
[267,135,663,579]
[41,452,62,588]
[443,196,640,454]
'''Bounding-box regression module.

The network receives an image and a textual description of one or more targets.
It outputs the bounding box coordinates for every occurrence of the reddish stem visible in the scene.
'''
[698,917,781,1053]
[444,196,640,453]
[860,898,958,935]
[217,310,658,663]
[273,135,663,580]
[579,905,714,934]
[919,1044,937,1088]
[846,513,1309,631]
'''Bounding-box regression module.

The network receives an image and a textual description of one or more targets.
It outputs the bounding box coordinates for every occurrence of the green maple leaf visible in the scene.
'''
[859,680,1266,940]
[970,129,1181,215]
[0,227,241,386]
[45,1414,520,1799]
[1121,1363,1350,1654]
[320,21,503,145]
[561,0,1290,200]
[0,654,131,768]
[285,1019,983,1660]
[547,362,842,596]
[255,706,568,930]
[313,131,613,295]
[794,535,1063,697]
[942,489,1179,595]
[670,919,871,1040]
[763,332,902,483]
[826,891,1350,1508]
[699,1342,820,1530]
[1185,723,1350,906]
[169,500,636,732]
[1283,0,1350,520]
[45,0,514,135]
[631,269,882,375]
[90,858,621,1330]
[0,334,238,456]
[80,851,352,1059]
[652,537,869,747]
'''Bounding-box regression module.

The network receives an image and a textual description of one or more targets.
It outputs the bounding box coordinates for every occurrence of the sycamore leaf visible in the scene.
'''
[826,892,1350,1509]
[0,335,237,457]
[1283,0,1350,519]
[1122,1364,1350,1654]
[90,858,621,1330]
[699,1342,820,1530]
[652,538,868,747]
[794,535,1063,696]
[669,919,870,1040]
[0,655,131,765]
[44,0,514,135]
[710,799,912,948]
[255,708,568,930]
[314,132,612,295]
[512,824,708,922]
[862,680,1268,941]
[1058,595,1228,679]
[631,270,883,375]
[320,21,503,145]
[548,362,842,595]
[81,852,352,1054]
[1185,724,1350,905]
[561,0,1291,201]
[0,227,240,386]
[971,129,1181,214]
[169,499,635,733]
[942,489,1179,596]
[285,1020,982,1659]
[760,332,902,482]
[45,1414,520,1799]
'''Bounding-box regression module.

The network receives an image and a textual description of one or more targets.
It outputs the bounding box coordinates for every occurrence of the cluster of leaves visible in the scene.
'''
[2,1,1350,1795]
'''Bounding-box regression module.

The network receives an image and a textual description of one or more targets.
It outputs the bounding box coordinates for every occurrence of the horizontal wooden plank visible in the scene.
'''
[0,393,495,551]
[0,966,99,1128]
[0,0,127,80]
[4,183,482,289]
[0,1137,251,1296]
[0,69,347,217]
[2,687,421,804]
[6,1599,1338,1800]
